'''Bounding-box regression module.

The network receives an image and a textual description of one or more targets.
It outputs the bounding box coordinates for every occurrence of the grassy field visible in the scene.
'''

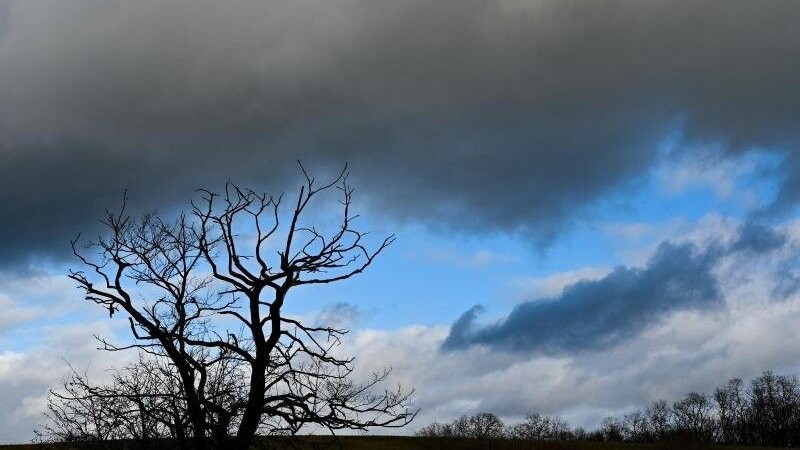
[1,437,798,450]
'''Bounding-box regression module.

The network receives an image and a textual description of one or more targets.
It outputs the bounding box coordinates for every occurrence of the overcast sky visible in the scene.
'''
[2,0,800,443]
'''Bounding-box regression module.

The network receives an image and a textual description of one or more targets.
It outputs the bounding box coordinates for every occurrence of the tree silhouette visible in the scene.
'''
[62,165,415,449]
[508,412,569,441]
[39,351,245,448]
[413,370,800,447]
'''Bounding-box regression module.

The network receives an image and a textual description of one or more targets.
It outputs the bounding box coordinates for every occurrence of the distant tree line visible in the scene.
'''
[418,371,800,447]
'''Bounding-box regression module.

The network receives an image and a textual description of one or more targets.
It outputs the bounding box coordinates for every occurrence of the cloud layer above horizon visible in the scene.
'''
[1,0,800,265]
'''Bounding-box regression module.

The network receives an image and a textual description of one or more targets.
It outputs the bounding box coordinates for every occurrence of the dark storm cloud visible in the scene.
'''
[442,242,724,353]
[731,222,787,254]
[2,0,800,264]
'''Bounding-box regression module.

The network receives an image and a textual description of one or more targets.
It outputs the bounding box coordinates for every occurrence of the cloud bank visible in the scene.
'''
[443,222,792,353]
[1,0,800,264]
[443,242,724,353]
[346,221,800,430]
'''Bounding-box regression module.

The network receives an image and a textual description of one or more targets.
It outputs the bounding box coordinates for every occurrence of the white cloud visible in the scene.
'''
[335,218,800,433]
[0,272,82,336]
[0,320,132,444]
[0,294,40,332]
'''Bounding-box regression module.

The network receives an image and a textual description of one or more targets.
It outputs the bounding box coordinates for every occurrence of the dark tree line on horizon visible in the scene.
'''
[418,371,800,448]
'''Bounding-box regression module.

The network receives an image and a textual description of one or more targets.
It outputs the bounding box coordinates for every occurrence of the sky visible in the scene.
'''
[1,0,800,443]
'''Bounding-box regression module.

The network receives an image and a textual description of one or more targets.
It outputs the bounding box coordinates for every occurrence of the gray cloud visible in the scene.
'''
[731,222,787,254]
[315,302,361,329]
[444,219,800,354]
[442,241,724,353]
[1,0,800,265]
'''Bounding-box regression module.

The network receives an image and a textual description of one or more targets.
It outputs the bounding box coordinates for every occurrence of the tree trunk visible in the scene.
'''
[233,363,266,450]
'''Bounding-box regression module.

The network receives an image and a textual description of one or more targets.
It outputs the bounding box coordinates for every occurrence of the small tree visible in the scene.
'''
[39,352,244,448]
[645,399,672,441]
[715,378,746,445]
[65,165,415,449]
[466,412,505,439]
[673,392,714,441]
[38,370,129,446]
[416,413,504,439]
[623,410,650,442]
[599,416,625,442]
[748,371,800,446]
[416,421,454,438]
[508,412,571,441]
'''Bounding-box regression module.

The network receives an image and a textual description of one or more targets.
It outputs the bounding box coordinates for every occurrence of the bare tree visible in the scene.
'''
[65,165,415,449]
[508,412,571,441]
[623,410,650,443]
[714,378,746,445]
[599,416,625,442]
[417,413,504,439]
[645,399,672,442]
[673,392,715,441]
[415,421,454,438]
[38,369,129,447]
[465,413,505,439]
[38,353,221,448]
[748,371,800,446]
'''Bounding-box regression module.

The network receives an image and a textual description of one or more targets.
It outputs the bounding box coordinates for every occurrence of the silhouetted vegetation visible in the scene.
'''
[418,370,800,447]
[6,435,800,450]
[37,166,414,450]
